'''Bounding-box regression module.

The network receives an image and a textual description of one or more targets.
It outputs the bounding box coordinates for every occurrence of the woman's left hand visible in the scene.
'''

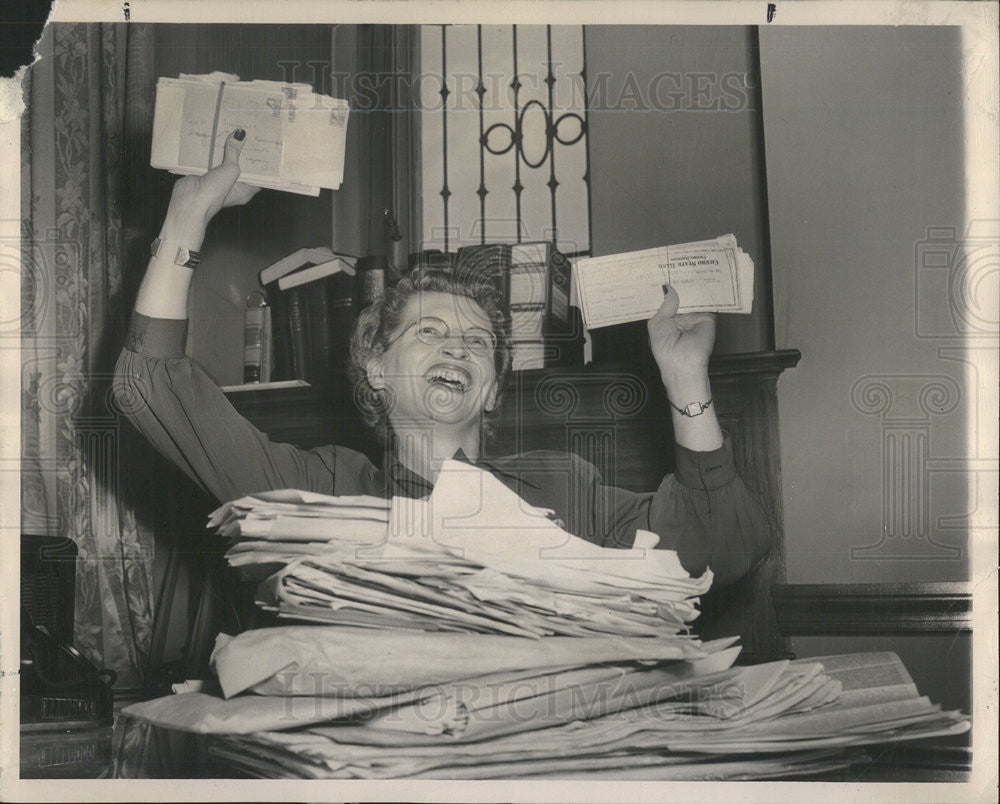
[647,285,716,390]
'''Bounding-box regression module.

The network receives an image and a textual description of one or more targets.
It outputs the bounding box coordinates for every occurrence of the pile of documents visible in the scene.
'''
[118,460,970,779]
[120,648,968,780]
[151,72,350,195]
[202,650,968,780]
[572,234,754,329]
[214,460,713,638]
[212,488,390,578]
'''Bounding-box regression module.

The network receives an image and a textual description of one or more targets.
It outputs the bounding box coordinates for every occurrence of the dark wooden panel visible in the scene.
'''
[772,582,973,636]
[804,738,971,782]
[226,383,376,452]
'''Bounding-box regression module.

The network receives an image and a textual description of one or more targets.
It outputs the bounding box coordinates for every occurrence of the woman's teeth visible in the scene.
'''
[425,367,471,391]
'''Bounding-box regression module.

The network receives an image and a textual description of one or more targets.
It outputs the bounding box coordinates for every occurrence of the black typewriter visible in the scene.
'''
[20,534,115,732]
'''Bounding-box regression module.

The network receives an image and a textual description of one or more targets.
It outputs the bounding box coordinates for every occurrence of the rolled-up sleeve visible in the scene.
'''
[112,313,337,503]
[582,437,772,588]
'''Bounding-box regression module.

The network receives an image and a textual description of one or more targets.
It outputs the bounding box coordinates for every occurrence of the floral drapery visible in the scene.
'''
[21,23,155,689]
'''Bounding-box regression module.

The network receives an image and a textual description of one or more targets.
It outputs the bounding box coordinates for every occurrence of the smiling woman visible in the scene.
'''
[348,265,514,457]
[112,129,774,611]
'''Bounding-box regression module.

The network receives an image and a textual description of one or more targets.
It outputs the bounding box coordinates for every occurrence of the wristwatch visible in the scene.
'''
[150,237,203,269]
[670,398,713,417]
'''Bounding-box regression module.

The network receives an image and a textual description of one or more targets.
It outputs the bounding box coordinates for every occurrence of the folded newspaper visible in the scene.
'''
[573,234,754,329]
[151,72,350,196]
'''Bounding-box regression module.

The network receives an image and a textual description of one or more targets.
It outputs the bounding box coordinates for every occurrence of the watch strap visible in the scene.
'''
[150,237,202,269]
[670,398,713,417]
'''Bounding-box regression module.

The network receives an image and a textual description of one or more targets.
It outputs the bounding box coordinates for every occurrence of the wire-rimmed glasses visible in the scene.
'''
[384,316,498,357]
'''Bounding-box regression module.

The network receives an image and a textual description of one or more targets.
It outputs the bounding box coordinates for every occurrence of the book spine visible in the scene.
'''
[408,250,456,273]
[263,283,291,381]
[510,303,546,341]
[285,287,310,382]
[260,305,272,383]
[456,244,513,305]
[305,281,331,384]
[243,301,267,383]
[541,245,583,367]
[357,263,386,310]
[325,272,358,382]
[545,247,573,335]
[509,266,546,306]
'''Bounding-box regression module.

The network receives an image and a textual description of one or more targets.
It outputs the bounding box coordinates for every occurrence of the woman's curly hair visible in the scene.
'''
[348,261,513,444]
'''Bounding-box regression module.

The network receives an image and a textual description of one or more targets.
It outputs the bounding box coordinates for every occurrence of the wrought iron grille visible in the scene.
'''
[418,25,591,256]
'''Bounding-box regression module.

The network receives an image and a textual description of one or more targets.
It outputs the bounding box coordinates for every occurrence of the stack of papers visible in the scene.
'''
[255,547,703,637]
[151,72,350,196]
[214,460,713,637]
[573,234,754,329]
[120,651,969,779]
[117,462,970,780]
[211,489,389,574]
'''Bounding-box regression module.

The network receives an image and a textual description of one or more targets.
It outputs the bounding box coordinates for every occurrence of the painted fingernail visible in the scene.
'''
[234,129,246,141]
[662,284,670,295]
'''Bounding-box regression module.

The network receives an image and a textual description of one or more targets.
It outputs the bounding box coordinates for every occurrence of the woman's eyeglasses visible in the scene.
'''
[384,316,497,356]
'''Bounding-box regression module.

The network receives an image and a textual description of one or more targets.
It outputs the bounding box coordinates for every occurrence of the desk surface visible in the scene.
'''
[20,716,971,782]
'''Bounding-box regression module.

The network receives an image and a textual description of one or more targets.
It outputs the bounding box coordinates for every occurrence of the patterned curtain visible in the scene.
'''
[21,22,155,690]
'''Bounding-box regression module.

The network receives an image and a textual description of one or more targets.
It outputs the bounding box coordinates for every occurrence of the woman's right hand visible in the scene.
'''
[162,129,261,241]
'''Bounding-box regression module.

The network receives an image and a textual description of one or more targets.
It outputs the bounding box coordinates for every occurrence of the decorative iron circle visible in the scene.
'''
[552,111,586,146]
[482,122,517,155]
[518,100,551,169]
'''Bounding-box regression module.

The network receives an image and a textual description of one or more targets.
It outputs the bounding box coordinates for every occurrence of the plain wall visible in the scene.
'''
[760,26,968,582]
[585,25,773,359]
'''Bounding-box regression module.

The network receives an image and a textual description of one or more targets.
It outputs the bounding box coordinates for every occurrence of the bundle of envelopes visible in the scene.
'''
[151,72,350,195]
[120,461,970,779]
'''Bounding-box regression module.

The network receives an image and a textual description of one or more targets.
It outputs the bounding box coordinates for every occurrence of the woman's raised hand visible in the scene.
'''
[165,129,261,236]
[647,285,716,389]
[137,130,263,319]
[647,285,723,451]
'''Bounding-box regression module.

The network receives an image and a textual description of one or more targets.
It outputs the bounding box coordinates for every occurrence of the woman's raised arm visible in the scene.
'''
[114,128,346,502]
[135,129,259,320]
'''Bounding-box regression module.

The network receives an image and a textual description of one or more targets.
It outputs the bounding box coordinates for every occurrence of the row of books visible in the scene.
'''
[251,249,385,385]
[247,243,585,385]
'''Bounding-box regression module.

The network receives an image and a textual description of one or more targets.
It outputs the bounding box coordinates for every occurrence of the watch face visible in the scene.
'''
[174,248,200,268]
[684,402,702,417]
